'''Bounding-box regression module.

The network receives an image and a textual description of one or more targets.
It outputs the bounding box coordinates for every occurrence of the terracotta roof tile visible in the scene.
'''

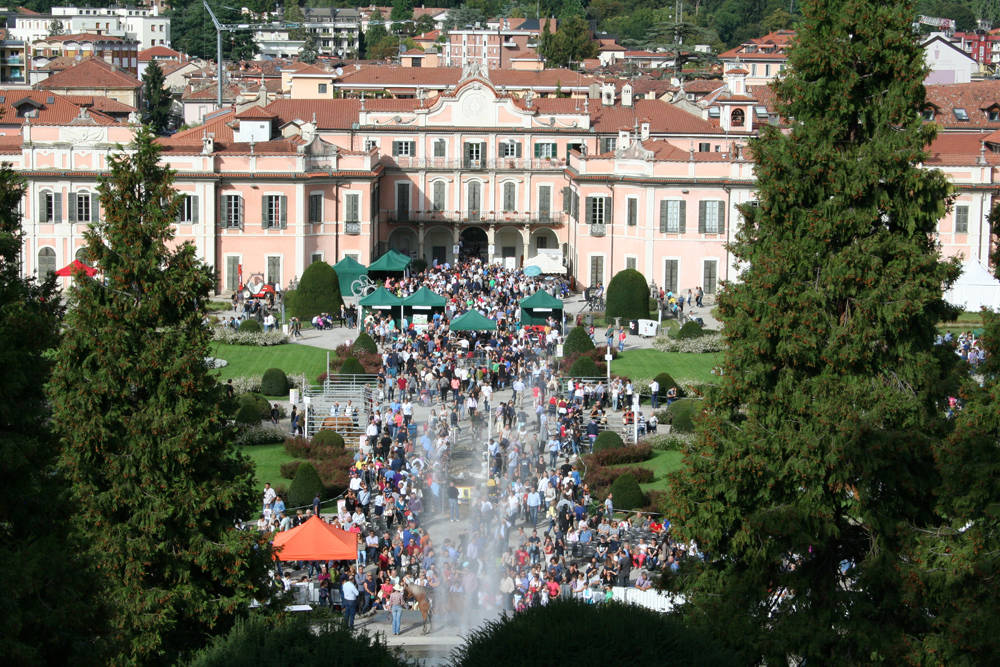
[588,99,720,134]
[925,80,1000,129]
[64,95,136,114]
[235,105,277,119]
[139,46,182,60]
[925,132,1000,166]
[0,89,118,126]
[37,58,141,90]
[40,32,127,43]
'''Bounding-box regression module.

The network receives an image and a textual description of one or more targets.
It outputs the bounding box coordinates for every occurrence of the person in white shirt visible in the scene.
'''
[262,483,276,517]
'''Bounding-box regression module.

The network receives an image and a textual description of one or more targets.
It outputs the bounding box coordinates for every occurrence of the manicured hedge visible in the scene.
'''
[609,472,646,510]
[606,268,650,323]
[289,261,342,321]
[260,367,289,396]
[593,430,625,452]
[238,318,262,332]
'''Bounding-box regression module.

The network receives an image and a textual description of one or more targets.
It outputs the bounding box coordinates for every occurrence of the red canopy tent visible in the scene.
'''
[271,515,357,561]
[54,259,97,277]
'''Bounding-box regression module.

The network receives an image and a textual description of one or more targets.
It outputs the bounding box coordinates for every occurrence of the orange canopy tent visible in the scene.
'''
[271,515,357,561]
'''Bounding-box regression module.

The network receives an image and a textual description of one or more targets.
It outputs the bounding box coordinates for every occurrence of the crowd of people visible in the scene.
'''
[249,258,688,635]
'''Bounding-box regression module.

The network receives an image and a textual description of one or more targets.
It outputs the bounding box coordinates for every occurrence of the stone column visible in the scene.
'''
[520,224,530,267]
[418,222,426,262]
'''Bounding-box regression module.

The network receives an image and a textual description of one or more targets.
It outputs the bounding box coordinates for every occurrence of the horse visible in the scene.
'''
[405,584,433,634]
[320,415,355,433]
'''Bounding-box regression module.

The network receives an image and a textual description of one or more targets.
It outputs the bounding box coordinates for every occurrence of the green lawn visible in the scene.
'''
[211,342,334,383]
[612,348,721,384]
[612,448,686,493]
[240,444,298,489]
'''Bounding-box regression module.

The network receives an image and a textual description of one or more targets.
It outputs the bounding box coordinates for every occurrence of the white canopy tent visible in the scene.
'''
[944,259,1000,311]
[524,253,567,274]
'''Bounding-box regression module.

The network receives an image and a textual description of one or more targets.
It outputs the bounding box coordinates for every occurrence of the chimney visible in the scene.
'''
[600,82,614,106]
[621,83,633,107]
[640,122,650,140]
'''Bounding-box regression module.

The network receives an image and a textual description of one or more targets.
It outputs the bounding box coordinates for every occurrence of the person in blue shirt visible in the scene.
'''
[272,495,285,517]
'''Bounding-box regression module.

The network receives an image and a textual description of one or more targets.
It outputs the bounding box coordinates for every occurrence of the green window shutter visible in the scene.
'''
[433,182,444,210]
[91,195,99,223]
[585,197,593,225]
[261,195,268,229]
[392,140,400,156]
[515,141,522,158]
[238,197,244,230]
[53,192,62,222]
[348,195,359,222]
[659,200,667,233]
[679,200,686,233]
[68,193,77,222]
[562,186,571,213]
[627,198,637,226]
[534,143,543,158]
[192,196,199,223]
[698,201,706,234]
[409,141,416,156]
[503,183,515,211]
[39,193,50,222]
[280,195,287,229]
[717,201,725,235]
[606,197,613,225]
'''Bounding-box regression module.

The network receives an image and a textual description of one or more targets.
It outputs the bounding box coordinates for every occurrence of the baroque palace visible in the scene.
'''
[9,62,997,296]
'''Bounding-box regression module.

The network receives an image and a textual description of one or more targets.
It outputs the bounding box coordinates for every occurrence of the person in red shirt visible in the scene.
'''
[546,577,560,599]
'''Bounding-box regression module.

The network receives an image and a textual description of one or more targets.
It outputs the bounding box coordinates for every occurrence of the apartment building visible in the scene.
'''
[8,6,169,51]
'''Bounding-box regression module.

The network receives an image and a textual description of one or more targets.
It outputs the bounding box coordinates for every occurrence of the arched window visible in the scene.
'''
[432,180,446,211]
[37,247,56,279]
[731,108,746,128]
[502,182,516,212]
[75,247,89,265]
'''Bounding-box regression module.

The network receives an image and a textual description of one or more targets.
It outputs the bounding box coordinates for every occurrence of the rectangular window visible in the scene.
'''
[502,140,521,158]
[566,142,583,157]
[266,256,281,286]
[502,182,515,212]
[308,193,323,223]
[589,255,604,288]
[364,138,378,151]
[432,181,445,211]
[627,198,637,226]
[534,142,557,159]
[317,83,328,94]
[955,205,969,233]
[703,259,718,294]
[664,259,678,293]
[698,142,711,152]
[433,139,446,158]
[464,141,484,168]
[585,196,609,225]
[311,252,323,265]
[262,194,286,229]
[392,140,415,157]
[40,191,61,222]
[225,256,240,291]
[223,195,243,228]
[660,200,686,233]
[600,137,617,153]
[69,192,94,223]
[345,193,360,222]
[538,185,551,221]
[698,201,725,234]
[177,194,198,223]
[626,256,637,270]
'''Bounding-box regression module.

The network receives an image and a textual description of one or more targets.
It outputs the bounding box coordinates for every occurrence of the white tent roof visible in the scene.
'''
[524,253,567,274]
[944,259,1000,311]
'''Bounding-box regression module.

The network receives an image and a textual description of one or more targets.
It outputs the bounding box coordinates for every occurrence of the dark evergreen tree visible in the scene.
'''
[668,0,960,663]
[48,127,273,665]
[538,16,597,67]
[141,60,172,134]
[605,268,650,323]
[288,261,342,321]
[0,168,101,664]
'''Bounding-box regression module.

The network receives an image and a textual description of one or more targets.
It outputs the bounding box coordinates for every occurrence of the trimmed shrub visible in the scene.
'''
[593,430,625,452]
[588,442,652,465]
[450,599,739,667]
[585,465,655,490]
[260,368,289,396]
[289,261,342,321]
[563,326,595,354]
[312,430,345,449]
[666,398,701,433]
[606,268,650,323]
[279,460,302,479]
[284,436,312,459]
[238,392,272,420]
[352,331,378,354]
[288,462,324,509]
[234,402,261,425]
[653,371,686,399]
[568,355,599,378]
[676,320,705,339]
[238,318,262,333]
[335,343,381,373]
[609,472,646,510]
[234,425,285,446]
[339,357,366,374]
[188,614,405,667]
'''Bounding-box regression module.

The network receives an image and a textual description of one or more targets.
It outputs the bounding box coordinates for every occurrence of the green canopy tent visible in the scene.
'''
[358,286,403,325]
[402,286,446,329]
[519,289,564,327]
[332,256,368,297]
[367,249,412,274]
[449,309,497,331]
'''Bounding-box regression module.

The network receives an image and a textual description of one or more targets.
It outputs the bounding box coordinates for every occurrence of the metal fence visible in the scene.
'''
[303,374,379,440]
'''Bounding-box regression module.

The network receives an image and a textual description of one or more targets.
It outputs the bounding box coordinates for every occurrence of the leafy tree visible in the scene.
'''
[539,15,597,67]
[48,18,64,36]
[452,599,738,665]
[141,60,172,134]
[415,13,435,34]
[664,397,699,432]
[364,9,392,59]
[48,127,273,665]
[0,168,100,663]
[606,268,650,323]
[300,31,319,63]
[188,613,406,667]
[391,0,414,23]
[288,261,342,321]
[169,2,258,61]
[667,0,961,663]
[283,1,307,40]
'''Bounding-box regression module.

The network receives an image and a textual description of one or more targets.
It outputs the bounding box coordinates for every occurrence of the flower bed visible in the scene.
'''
[212,326,288,346]
[653,332,725,354]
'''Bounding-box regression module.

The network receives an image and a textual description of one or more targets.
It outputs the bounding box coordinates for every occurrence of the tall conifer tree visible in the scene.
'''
[0,169,101,663]
[668,0,960,662]
[48,127,272,665]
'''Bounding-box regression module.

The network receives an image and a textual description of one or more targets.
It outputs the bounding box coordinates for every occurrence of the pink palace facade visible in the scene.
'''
[10,66,1000,297]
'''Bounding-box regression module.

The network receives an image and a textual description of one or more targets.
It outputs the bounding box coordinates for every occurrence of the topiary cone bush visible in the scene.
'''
[312,430,345,449]
[238,318,262,333]
[593,430,624,452]
[235,402,261,425]
[606,268,650,324]
[568,355,600,378]
[653,371,686,399]
[676,320,705,339]
[666,398,700,433]
[340,357,366,374]
[563,326,596,354]
[239,392,273,420]
[288,461,325,509]
[609,472,646,510]
[289,261,342,321]
[352,331,378,354]
[260,367,289,396]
